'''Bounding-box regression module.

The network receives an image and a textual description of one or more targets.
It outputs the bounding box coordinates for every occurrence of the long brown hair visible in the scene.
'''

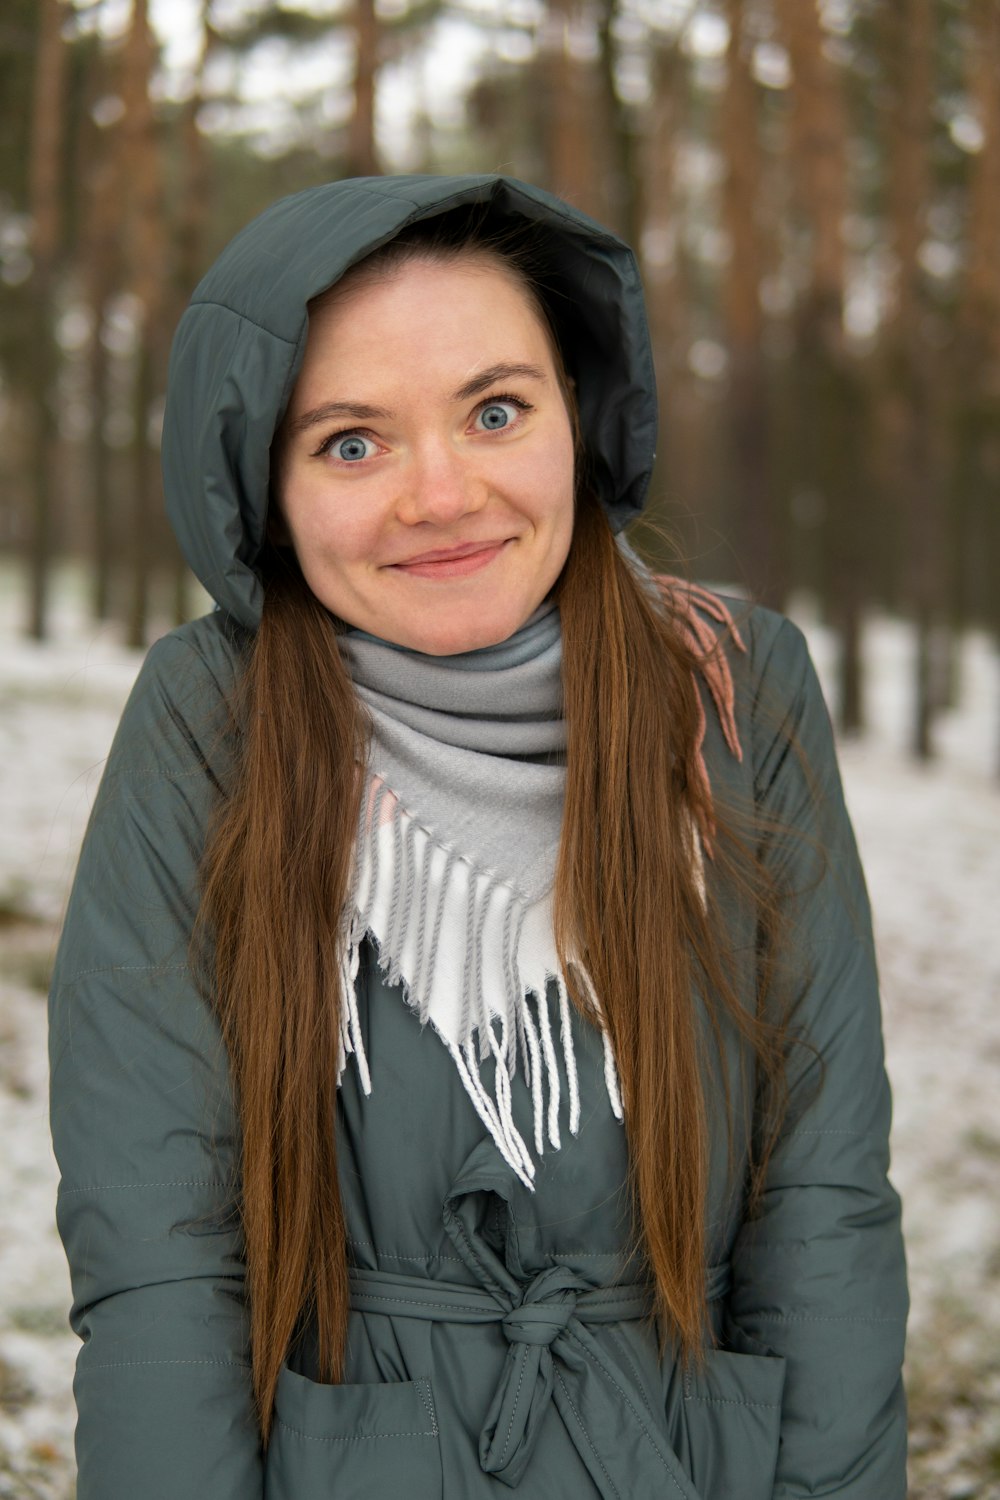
[197,232,789,1436]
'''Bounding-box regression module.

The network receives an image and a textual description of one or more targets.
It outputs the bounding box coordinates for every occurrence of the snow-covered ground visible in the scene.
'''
[1,576,998,1499]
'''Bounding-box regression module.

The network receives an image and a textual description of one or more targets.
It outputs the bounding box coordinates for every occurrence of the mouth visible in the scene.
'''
[388,539,511,579]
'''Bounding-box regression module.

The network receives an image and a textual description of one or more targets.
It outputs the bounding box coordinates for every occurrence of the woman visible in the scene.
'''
[49,175,908,1499]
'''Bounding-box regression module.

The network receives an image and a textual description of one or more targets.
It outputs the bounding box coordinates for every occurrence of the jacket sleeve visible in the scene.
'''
[48,627,264,1499]
[728,616,908,1498]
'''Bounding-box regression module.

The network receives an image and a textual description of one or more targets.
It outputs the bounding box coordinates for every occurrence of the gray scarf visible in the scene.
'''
[337,603,623,1187]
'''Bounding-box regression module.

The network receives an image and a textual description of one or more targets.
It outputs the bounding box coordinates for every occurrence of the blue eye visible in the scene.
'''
[476,402,516,432]
[335,434,375,462]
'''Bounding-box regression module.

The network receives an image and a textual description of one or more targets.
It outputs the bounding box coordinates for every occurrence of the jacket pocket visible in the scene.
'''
[664,1325,785,1500]
[264,1365,443,1500]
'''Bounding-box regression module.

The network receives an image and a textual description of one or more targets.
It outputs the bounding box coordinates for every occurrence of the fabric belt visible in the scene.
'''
[349,1261,732,1493]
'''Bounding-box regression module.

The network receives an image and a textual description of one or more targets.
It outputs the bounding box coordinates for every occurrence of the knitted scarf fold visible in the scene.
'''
[338,603,607,1187]
[336,575,745,1189]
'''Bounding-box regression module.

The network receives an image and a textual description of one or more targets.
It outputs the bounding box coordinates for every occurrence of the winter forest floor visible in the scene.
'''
[0,577,998,1499]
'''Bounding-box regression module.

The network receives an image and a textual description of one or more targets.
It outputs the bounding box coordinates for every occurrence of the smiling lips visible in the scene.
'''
[389,540,510,579]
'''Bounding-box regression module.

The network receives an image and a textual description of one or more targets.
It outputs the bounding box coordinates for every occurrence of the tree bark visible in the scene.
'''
[541,0,607,222]
[957,0,1000,774]
[639,35,695,562]
[80,44,125,623]
[884,0,939,761]
[25,0,69,640]
[121,0,170,648]
[347,0,380,177]
[774,0,862,729]
[720,0,778,606]
[594,0,639,245]
[169,4,216,624]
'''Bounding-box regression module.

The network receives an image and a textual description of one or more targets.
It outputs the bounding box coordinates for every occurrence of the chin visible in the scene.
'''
[409,625,515,657]
[399,608,529,658]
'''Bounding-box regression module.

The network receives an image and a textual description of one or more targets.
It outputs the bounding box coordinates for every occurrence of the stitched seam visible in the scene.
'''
[752,1313,904,1325]
[564,1330,688,1497]
[111,768,209,780]
[685,1395,781,1409]
[348,1292,493,1315]
[413,1377,439,1437]
[275,1421,435,1443]
[443,1206,507,1300]
[58,963,190,984]
[80,1359,248,1371]
[605,1328,654,1418]
[347,1239,465,1265]
[59,1180,225,1194]
[499,1345,530,1463]
[391,1230,616,1263]
[553,1368,621,1499]
[187,300,297,343]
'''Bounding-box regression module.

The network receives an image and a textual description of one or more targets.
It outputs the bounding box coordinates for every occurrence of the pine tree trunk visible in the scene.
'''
[81,51,124,624]
[347,0,380,177]
[773,0,860,729]
[721,0,777,606]
[640,36,694,563]
[25,0,68,641]
[594,0,639,244]
[542,0,607,222]
[955,0,1000,772]
[121,0,169,649]
[883,0,939,761]
[170,3,214,625]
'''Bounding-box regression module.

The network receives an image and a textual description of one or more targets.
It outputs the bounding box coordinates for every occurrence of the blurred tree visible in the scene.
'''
[541,0,612,223]
[594,0,641,245]
[25,0,70,640]
[168,2,216,624]
[78,36,124,623]
[120,0,171,648]
[720,0,779,606]
[347,0,380,176]
[639,27,700,566]
[954,0,1000,775]
[883,0,942,760]
[773,0,866,731]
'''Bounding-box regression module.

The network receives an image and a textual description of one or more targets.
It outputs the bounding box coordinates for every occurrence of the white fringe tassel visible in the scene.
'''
[338,784,625,1185]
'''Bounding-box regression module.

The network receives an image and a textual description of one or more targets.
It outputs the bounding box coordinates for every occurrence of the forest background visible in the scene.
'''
[1,2,1000,1498]
[2,0,1000,761]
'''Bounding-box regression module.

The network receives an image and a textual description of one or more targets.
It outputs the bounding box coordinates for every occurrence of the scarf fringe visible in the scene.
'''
[338,786,619,1188]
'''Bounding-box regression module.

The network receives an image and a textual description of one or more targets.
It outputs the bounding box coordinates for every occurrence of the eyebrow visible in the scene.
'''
[290,362,549,434]
[451,362,548,402]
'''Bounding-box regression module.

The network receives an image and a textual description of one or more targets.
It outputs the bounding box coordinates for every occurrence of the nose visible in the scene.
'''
[397,439,486,527]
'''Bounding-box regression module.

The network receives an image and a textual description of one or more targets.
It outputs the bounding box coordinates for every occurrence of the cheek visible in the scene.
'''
[502,427,576,521]
[283,482,383,569]
[530,432,576,532]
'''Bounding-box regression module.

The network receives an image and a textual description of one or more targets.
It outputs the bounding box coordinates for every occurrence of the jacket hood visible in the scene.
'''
[161,174,658,628]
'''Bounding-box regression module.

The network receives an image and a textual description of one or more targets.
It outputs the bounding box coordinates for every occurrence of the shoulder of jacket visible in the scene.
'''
[657,583,827,807]
[142,611,251,693]
[102,612,251,788]
[672,588,811,706]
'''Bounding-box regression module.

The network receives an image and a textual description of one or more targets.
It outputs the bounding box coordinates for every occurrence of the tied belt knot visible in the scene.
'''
[499,1263,581,1348]
[483,1263,590,1484]
[348,1263,658,1488]
[349,1259,732,1493]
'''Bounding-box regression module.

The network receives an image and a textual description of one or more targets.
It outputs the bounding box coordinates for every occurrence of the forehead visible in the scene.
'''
[298,254,557,378]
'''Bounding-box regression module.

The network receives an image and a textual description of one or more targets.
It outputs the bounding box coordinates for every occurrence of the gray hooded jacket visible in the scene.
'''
[49,175,907,1500]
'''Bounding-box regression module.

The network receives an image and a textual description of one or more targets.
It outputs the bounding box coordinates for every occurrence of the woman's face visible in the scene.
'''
[273,254,576,655]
